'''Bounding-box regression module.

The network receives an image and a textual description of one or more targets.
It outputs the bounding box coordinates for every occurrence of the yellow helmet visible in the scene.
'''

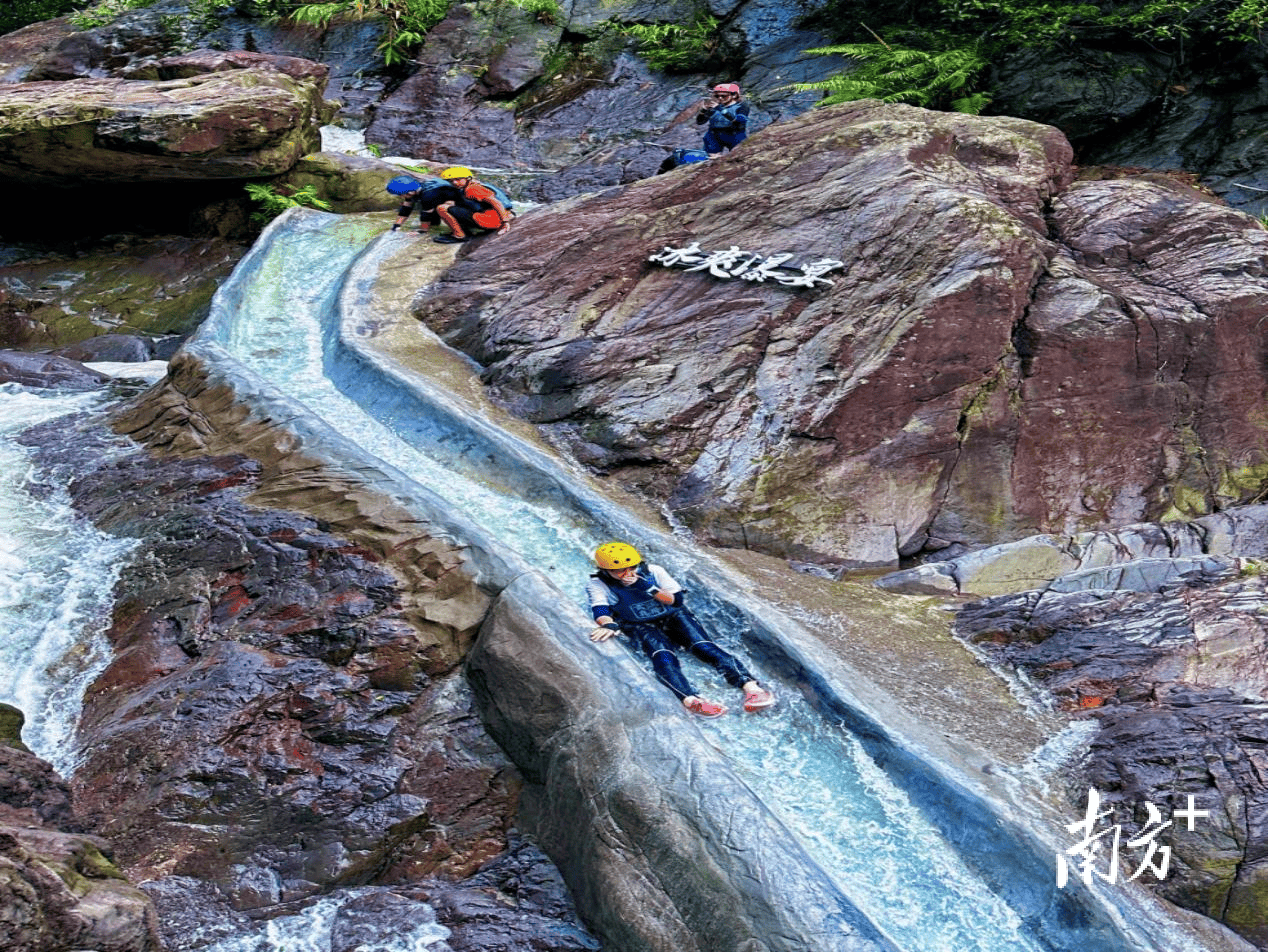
[440,166,474,180]
[594,542,642,570]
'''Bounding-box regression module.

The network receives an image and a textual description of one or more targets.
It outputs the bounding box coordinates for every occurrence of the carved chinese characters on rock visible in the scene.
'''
[648,243,844,288]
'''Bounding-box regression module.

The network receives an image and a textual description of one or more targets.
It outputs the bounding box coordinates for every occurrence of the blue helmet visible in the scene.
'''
[386,175,422,195]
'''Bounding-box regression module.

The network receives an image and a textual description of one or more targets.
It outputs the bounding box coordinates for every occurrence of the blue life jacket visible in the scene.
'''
[595,568,677,624]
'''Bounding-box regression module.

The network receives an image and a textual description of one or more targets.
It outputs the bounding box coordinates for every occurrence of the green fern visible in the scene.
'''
[619,15,722,73]
[798,39,991,114]
[244,183,333,227]
[284,0,450,66]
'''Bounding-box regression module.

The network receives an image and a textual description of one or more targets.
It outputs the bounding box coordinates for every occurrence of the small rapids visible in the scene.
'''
[0,383,137,774]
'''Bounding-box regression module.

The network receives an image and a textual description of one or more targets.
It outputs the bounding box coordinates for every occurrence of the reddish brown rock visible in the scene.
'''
[411,100,1268,569]
[146,48,330,84]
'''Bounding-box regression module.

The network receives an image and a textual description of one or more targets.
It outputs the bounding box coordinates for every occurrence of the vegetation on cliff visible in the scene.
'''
[800,0,1268,112]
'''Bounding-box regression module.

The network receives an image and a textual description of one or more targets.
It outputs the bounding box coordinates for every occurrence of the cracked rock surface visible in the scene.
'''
[411,99,1268,570]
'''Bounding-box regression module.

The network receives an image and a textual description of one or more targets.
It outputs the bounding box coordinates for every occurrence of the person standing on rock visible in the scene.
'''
[430,166,514,244]
[586,542,776,717]
[695,83,750,157]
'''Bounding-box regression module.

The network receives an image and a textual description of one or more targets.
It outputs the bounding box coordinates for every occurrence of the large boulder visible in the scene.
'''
[987,41,1268,216]
[0,67,331,185]
[0,349,111,389]
[412,100,1268,569]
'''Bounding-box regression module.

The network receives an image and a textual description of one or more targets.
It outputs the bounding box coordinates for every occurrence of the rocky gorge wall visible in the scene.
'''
[406,98,1268,571]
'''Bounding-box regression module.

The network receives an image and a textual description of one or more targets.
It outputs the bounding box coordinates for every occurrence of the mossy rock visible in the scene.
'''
[0,702,30,752]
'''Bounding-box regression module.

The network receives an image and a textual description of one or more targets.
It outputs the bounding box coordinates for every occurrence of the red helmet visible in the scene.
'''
[712,83,741,95]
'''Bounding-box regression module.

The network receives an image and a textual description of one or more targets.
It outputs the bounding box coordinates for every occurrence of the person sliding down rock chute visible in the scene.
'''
[429,166,515,244]
[586,542,776,718]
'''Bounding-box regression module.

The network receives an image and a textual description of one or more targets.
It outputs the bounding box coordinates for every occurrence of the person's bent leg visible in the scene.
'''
[668,612,775,711]
[666,610,754,688]
[627,623,727,716]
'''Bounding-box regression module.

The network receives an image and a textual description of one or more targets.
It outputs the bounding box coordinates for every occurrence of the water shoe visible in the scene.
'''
[743,688,775,712]
[683,697,727,718]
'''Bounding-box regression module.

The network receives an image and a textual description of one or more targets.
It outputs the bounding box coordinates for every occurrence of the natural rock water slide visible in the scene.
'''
[148,207,1235,952]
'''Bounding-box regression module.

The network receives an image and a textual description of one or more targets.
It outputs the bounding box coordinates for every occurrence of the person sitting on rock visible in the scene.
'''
[586,542,776,717]
[695,83,750,157]
[431,166,514,244]
[386,175,462,234]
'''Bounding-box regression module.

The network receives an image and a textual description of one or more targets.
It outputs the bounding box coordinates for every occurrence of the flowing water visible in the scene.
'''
[0,384,137,774]
[197,211,1094,952]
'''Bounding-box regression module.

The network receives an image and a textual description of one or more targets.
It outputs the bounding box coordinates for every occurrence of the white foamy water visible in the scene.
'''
[0,383,137,773]
[197,890,450,952]
[84,359,170,383]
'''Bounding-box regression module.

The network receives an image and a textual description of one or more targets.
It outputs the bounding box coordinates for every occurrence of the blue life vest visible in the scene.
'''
[596,569,676,624]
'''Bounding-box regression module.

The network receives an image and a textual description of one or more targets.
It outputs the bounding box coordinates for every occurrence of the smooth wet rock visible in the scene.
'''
[49,333,156,363]
[468,573,897,952]
[0,349,110,388]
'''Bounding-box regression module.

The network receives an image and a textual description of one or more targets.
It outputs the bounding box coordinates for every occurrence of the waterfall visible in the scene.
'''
[0,384,137,774]
[180,208,1203,952]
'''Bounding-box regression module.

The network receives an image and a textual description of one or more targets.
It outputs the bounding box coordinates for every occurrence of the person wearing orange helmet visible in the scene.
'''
[430,166,514,244]
[695,82,750,156]
[587,542,775,718]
